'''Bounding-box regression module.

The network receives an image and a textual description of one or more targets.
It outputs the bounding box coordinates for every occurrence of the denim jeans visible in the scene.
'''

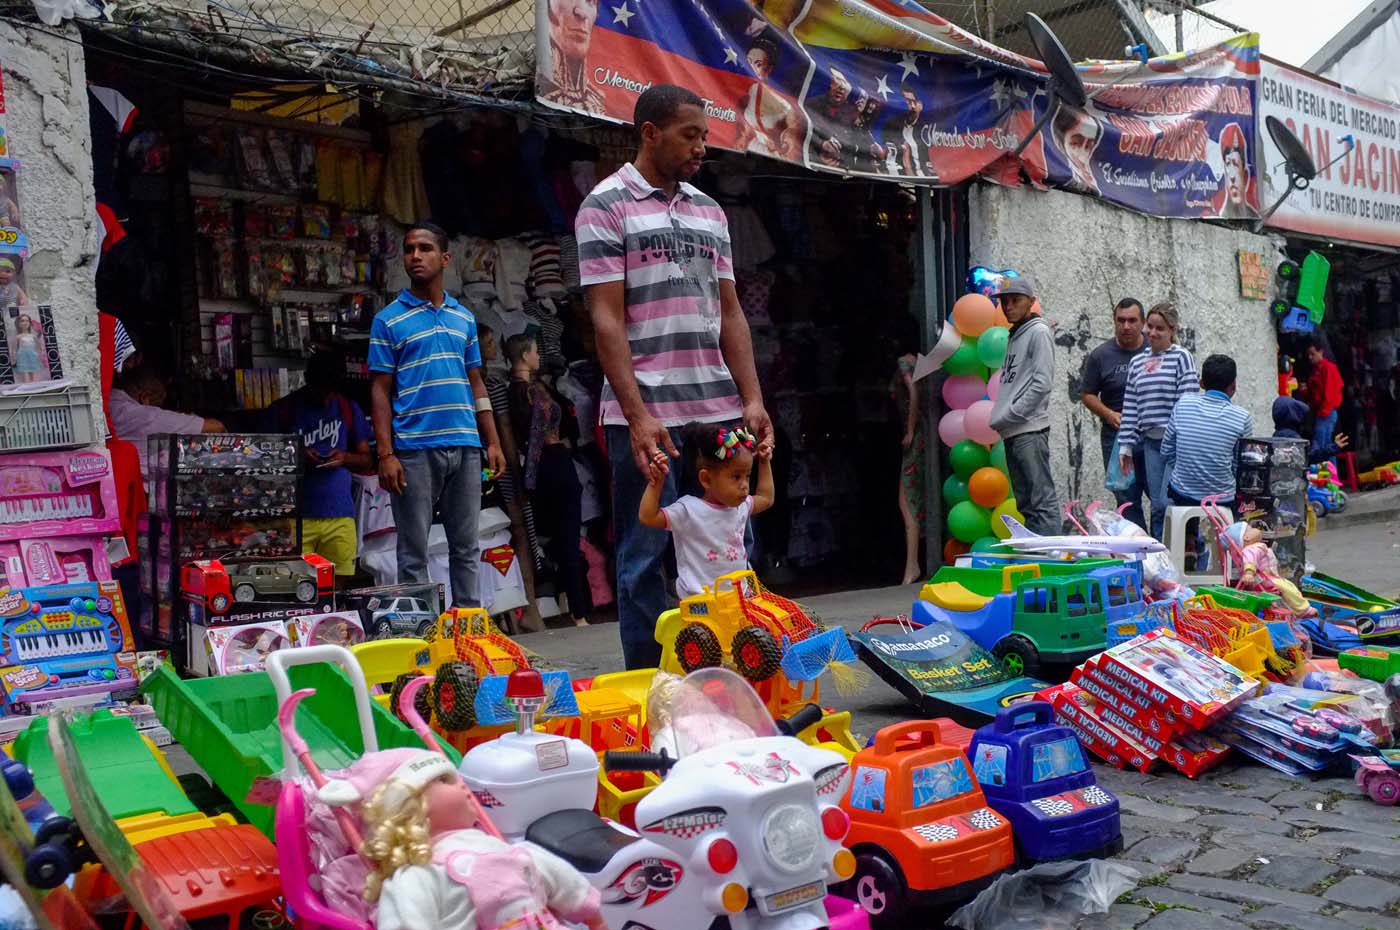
[606,423,751,670]
[1003,429,1060,536]
[1141,436,1170,541]
[390,446,482,607]
[1312,409,1338,457]
[1100,428,1146,530]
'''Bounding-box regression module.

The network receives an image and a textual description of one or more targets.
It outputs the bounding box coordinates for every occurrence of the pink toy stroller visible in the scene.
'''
[267,646,500,930]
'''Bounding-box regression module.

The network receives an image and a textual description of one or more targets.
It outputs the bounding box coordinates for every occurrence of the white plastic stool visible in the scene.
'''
[1162,506,1219,587]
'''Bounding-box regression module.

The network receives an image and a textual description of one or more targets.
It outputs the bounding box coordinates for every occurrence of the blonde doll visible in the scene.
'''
[319,748,606,930]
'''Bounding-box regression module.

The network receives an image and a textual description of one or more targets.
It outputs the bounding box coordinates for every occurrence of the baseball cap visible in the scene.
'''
[992,274,1036,299]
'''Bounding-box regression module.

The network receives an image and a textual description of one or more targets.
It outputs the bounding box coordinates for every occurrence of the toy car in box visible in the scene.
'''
[966,702,1121,863]
[181,555,334,625]
[838,720,1014,928]
[338,582,444,639]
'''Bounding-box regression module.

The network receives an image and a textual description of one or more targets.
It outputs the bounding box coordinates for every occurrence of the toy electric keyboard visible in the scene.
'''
[0,582,136,713]
[0,451,121,543]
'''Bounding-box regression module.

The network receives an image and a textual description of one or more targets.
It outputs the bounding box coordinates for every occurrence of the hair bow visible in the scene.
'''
[715,426,756,460]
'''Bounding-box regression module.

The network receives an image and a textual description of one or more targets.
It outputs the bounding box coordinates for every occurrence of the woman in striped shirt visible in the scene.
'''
[1117,303,1198,540]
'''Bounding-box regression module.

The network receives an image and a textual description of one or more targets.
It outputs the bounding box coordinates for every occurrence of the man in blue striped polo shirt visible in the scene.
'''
[369,223,506,606]
[1162,354,1255,509]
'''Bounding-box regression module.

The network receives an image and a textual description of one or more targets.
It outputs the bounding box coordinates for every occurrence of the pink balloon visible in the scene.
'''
[938,409,968,447]
[964,399,999,445]
[941,374,987,410]
[986,369,1002,402]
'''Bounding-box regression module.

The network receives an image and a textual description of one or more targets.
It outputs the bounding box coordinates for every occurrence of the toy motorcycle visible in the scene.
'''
[462,667,857,930]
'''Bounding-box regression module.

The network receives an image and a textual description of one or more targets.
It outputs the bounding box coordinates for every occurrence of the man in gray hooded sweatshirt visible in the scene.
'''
[988,275,1059,535]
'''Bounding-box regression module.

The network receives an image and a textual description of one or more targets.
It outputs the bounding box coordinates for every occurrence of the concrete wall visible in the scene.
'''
[968,184,1282,508]
[0,22,99,401]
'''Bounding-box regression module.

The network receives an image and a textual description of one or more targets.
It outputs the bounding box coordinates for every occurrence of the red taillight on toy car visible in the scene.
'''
[821,806,849,840]
[707,838,738,874]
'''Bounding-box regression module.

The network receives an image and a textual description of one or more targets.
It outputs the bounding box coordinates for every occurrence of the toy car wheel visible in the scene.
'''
[374,619,395,637]
[211,594,230,613]
[1368,772,1400,805]
[295,581,317,603]
[993,635,1041,678]
[433,662,479,731]
[1332,491,1348,513]
[390,672,434,726]
[1309,500,1327,518]
[415,619,433,637]
[851,851,907,926]
[233,584,256,603]
[24,841,72,889]
[675,624,722,673]
[1277,259,1300,280]
[731,626,783,682]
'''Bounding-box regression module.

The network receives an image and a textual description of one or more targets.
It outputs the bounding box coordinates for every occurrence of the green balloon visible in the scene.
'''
[971,535,1002,552]
[943,339,983,377]
[942,474,969,505]
[947,501,993,544]
[949,440,990,481]
[976,327,1009,368]
[989,441,1008,474]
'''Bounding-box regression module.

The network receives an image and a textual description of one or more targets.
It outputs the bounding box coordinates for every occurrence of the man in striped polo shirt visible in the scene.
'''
[1162,354,1255,510]
[578,84,772,669]
[370,223,507,607]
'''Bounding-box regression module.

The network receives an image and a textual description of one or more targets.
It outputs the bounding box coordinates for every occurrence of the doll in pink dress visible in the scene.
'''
[1225,521,1316,618]
[318,748,606,930]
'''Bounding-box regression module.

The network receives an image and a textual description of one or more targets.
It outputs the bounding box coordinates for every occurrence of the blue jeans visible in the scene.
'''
[1141,436,1170,541]
[389,447,482,607]
[1312,410,1338,456]
[606,423,750,670]
[1100,428,1146,531]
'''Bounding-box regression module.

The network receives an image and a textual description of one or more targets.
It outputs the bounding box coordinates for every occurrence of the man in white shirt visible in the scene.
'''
[109,366,225,475]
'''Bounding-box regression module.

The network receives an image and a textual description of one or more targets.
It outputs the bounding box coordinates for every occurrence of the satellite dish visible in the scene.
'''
[1014,12,1089,158]
[1257,115,1353,229]
[1026,13,1087,110]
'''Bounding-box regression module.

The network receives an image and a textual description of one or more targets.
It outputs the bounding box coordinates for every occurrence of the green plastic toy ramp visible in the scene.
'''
[13,709,195,822]
[1297,251,1330,323]
[141,660,458,837]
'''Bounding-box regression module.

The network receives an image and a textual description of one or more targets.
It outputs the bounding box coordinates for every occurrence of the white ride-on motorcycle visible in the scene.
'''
[459,667,858,930]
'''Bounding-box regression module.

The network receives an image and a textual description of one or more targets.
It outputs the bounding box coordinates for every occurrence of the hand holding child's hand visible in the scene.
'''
[756,440,774,462]
[647,451,670,486]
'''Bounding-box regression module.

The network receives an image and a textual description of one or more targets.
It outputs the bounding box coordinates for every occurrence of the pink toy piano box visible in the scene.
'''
[0,449,120,543]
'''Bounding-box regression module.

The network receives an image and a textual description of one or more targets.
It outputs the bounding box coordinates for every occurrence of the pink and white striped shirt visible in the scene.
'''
[576,163,743,428]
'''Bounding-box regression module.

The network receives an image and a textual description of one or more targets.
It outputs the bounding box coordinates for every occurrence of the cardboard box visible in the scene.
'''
[1039,683,1155,773]
[1095,630,1257,726]
[181,555,335,626]
[286,611,365,648]
[199,619,291,677]
[337,582,443,640]
[1073,660,1186,737]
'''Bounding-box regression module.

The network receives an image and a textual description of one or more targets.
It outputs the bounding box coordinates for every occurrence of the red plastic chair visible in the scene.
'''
[1335,452,1360,492]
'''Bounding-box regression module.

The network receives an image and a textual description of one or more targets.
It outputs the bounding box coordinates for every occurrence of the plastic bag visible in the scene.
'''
[1105,438,1133,492]
[948,860,1141,930]
[1083,501,1193,601]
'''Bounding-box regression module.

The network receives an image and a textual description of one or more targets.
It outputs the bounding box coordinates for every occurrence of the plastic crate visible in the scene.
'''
[0,385,97,451]
[1106,602,1175,648]
[141,660,457,837]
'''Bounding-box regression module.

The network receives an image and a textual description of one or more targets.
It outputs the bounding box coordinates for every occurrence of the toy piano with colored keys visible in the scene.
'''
[0,450,121,543]
[0,582,137,714]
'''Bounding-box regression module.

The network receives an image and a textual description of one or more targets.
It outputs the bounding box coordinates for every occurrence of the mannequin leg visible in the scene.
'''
[898,475,921,585]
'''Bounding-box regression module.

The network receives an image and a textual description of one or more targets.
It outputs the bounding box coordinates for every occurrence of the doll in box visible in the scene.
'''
[318,748,605,930]
[11,312,48,383]
[1225,520,1316,618]
[0,258,27,310]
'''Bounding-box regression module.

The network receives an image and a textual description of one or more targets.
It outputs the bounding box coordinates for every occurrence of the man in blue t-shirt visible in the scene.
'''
[273,347,372,577]
[369,222,506,607]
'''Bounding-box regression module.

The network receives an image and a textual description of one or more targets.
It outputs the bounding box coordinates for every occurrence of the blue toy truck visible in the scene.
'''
[966,702,1122,862]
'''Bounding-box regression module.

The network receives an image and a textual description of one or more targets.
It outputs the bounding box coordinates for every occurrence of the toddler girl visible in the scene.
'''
[639,423,774,599]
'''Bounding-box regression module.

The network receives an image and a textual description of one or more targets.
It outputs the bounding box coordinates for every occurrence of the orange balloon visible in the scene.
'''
[943,538,971,565]
[952,293,997,337]
[968,466,1011,509]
